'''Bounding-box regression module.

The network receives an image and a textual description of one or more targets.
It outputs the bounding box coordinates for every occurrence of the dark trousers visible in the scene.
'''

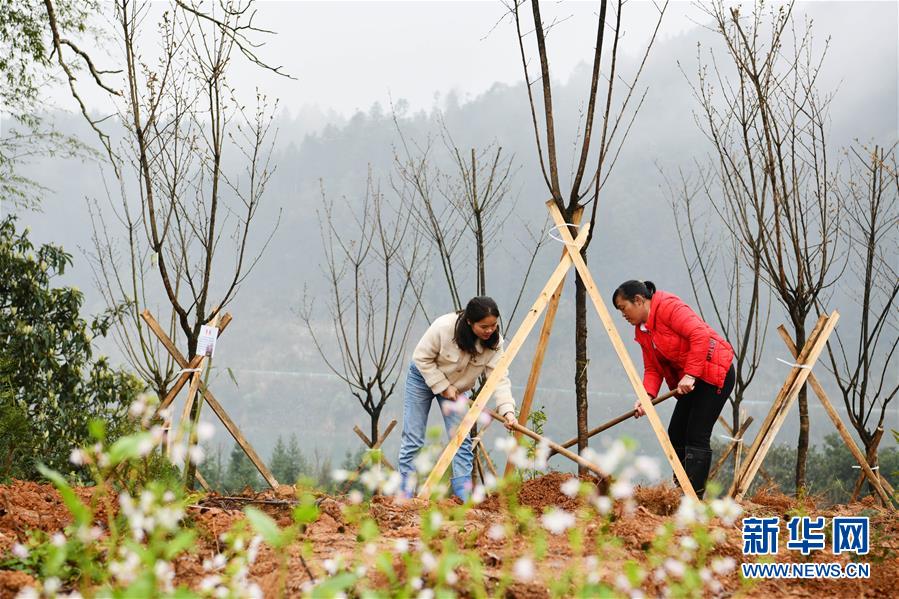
[667,364,736,450]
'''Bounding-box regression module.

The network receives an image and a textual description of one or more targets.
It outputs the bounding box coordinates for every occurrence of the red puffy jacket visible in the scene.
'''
[634,291,734,398]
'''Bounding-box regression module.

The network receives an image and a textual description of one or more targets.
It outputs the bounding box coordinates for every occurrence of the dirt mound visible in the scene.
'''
[0,570,35,597]
[634,484,681,516]
[0,480,85,543]
[480,471,608,513]
[747,483,817,515]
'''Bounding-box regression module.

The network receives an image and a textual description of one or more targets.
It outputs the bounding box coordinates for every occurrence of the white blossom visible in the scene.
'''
[533,439,551,470]
[597,440,627,475]
[413,451,435,475]
[420,551,437,572]
[323,558,340,575]
[711,557,736,575]
[541,508,575,534]
[44,578,61,595]
[69,448,87,466]
[330,469,351,482]
[560,477,581,498]
[710,498,742,525]
[394,539,409,554]
[610,480,634,500]
[197,421,215,441]
[635,456,661,480]
[348,490,364,505]
[487,523,505,540]
[679,536,698,551]
[592,495,613,515]
[137,436,156,458]
[509,446,530,468]
[513,556,535,582]
[494,436,517,454]
[12,543,29,559]
[664,558,686,578]
[382,471,402,496]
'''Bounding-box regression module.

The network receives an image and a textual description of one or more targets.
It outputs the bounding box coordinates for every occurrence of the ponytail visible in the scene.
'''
[612,280,656,305]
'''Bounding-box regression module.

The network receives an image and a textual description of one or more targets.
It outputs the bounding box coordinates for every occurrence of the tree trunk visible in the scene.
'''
[574,265,589,475]
[793,322,808,493]
[370,408,382,448]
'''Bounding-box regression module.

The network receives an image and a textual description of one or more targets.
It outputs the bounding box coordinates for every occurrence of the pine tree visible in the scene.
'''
[225,442,260,493]
[286,434,310,481]
[269,436,292,484]
[199,442,226,491]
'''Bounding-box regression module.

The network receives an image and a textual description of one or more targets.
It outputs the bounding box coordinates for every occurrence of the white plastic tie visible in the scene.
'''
[776,357,813,369]
[545,222,581,244]
[851,465,879,470]
[719,434,743,443]
[178,368,201,374]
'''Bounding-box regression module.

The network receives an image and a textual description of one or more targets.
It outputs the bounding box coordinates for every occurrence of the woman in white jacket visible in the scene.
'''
[398,297,517,500]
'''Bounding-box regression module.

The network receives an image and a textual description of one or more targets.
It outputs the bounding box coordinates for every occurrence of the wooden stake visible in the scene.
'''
[140,309,279,490]
[505,207,584,476]
[709,416,753,480]
[417,223,591,498]
[340,420,398,494]
[546,201,698,500]
[736,315,829,482]
[731,313,840,500]
[728,315,829,497]
[778,327,893,508]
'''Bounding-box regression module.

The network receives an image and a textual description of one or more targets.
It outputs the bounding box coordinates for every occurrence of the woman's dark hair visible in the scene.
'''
[612,280,656,305]
[454,296,501,353]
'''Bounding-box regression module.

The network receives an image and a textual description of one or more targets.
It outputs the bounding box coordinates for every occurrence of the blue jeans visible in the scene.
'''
[397,362,473,491]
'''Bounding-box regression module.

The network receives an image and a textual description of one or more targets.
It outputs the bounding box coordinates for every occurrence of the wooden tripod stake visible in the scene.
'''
[419,201,699,500]
[141,309,280,490]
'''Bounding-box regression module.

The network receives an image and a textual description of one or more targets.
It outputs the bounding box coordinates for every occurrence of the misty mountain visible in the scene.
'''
[8,1,897,471]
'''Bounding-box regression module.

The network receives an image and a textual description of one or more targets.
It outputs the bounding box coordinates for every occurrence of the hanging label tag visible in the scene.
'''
[197,325,219,358]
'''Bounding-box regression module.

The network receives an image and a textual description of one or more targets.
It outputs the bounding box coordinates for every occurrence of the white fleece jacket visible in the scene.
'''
[412,313,516,417]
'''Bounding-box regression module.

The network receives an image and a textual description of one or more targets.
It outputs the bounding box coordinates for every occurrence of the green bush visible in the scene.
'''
[0,215,143,481]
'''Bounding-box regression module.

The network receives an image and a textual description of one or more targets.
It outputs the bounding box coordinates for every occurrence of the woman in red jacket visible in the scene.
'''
[612,280,735,498]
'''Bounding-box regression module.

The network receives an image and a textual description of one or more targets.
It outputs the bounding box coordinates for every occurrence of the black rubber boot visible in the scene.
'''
[683,446,713,499]
[672,446,685,488]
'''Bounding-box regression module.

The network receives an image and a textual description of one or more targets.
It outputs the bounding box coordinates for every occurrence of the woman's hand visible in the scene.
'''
[633,399,646,418]
[443,385,460,400]
[677,375,696,395]
[503,411,517,431]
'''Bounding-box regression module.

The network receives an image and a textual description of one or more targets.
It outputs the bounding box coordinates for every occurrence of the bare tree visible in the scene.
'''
[666,165,770,479]
[391,114,543,328]
[692,2,843,491]
[301,174,425,446]
[824,143,899,496]
[506,0,667,465]
[88,0,280,400]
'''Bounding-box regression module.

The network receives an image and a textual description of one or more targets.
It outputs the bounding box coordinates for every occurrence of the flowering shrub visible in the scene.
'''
[3,396,745,598]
